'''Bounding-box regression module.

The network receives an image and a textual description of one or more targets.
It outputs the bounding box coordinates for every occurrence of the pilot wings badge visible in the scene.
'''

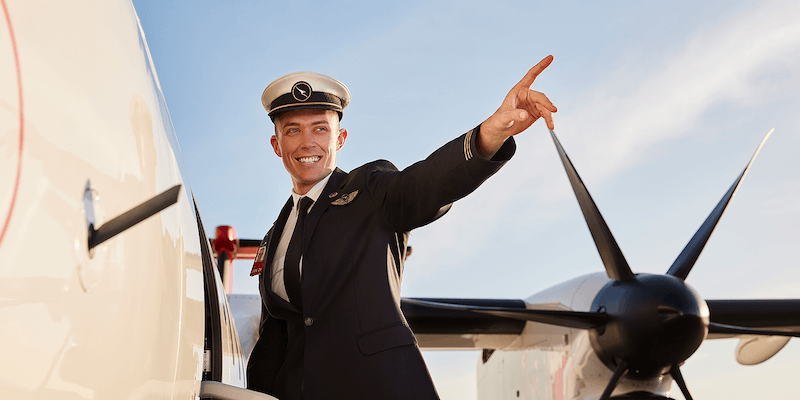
[331,190,359,206]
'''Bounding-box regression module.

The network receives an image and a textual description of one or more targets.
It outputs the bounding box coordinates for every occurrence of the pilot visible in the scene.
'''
[247,56,557,400]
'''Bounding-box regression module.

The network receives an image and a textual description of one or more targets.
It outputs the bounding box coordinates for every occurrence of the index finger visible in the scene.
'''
[516,55,554,89]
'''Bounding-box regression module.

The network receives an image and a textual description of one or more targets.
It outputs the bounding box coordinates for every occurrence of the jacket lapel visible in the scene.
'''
[264,196,293,274]
[261,196,302,320]
[262,169,348,320]
[302,168,348,254]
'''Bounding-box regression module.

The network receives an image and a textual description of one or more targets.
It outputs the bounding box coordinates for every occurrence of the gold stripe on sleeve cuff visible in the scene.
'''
[464,129,474,160]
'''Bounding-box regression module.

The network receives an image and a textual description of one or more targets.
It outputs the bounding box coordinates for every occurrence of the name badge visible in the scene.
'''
[250,245,267,276]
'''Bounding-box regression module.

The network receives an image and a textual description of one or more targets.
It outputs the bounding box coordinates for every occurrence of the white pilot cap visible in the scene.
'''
[261,71,351,121]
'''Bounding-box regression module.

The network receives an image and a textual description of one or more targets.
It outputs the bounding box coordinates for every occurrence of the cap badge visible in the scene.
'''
[292,81,312,102]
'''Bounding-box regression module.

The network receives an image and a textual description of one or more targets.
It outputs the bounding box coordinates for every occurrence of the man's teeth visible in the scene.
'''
[298,156,321,163]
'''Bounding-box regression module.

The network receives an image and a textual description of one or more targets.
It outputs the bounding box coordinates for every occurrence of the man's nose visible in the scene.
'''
[299,129,316,147]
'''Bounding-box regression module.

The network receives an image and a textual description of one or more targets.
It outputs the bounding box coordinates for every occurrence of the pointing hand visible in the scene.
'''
[478,55,558,157]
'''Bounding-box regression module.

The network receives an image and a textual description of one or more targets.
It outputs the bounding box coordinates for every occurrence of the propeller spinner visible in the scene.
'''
[588,273,709,379]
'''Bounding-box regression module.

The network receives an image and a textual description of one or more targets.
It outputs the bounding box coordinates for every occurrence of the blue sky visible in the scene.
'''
[132,1,800,398]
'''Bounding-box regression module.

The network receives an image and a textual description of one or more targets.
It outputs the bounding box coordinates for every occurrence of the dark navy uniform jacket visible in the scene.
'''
[247,127,515,400]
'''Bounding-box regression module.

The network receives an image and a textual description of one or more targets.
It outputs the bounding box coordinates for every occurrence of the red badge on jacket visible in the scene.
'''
[250,245,267,276]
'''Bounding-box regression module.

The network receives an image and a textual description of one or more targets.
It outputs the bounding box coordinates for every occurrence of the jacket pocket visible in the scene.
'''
[357,323,416,356]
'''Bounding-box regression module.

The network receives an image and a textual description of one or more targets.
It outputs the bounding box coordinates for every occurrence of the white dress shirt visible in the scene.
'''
[270,173,331,302]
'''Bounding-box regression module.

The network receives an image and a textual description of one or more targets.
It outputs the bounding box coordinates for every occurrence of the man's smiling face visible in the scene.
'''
[271,109,347,195]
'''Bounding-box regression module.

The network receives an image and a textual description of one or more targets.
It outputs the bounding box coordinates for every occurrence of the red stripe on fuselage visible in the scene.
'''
[0,0,24,248]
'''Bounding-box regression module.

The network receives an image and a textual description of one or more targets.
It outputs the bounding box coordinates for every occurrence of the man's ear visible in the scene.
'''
[337,129,347,150]
[270,135,282,157]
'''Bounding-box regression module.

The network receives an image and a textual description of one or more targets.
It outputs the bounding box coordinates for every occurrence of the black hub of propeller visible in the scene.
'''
[589,274,709,378]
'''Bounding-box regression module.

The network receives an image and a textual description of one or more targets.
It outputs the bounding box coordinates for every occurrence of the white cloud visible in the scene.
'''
[571,1,800,181]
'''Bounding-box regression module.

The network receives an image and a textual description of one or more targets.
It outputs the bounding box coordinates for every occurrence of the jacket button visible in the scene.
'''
[304,317,314,326]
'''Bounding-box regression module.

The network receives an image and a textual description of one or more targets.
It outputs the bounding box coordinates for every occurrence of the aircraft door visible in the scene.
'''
[193,197,247,387]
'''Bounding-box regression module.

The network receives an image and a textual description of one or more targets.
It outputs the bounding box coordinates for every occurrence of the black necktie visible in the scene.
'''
[284,196,313,309]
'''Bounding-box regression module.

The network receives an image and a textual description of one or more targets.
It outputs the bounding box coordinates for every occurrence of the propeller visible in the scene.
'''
[548,131,635,282]
[666,128,773,280]
[549,128,782,398]
[409,128,792,399]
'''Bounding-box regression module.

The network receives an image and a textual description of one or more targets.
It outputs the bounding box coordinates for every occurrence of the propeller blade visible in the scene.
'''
[401,298,527,335]
[669,365,694,400]
[598,360,629,400]
[666,128,774,280]
[548,130,635,282]
[708,322,800,338]
[403,298,607,330]
[707,299,800,328]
